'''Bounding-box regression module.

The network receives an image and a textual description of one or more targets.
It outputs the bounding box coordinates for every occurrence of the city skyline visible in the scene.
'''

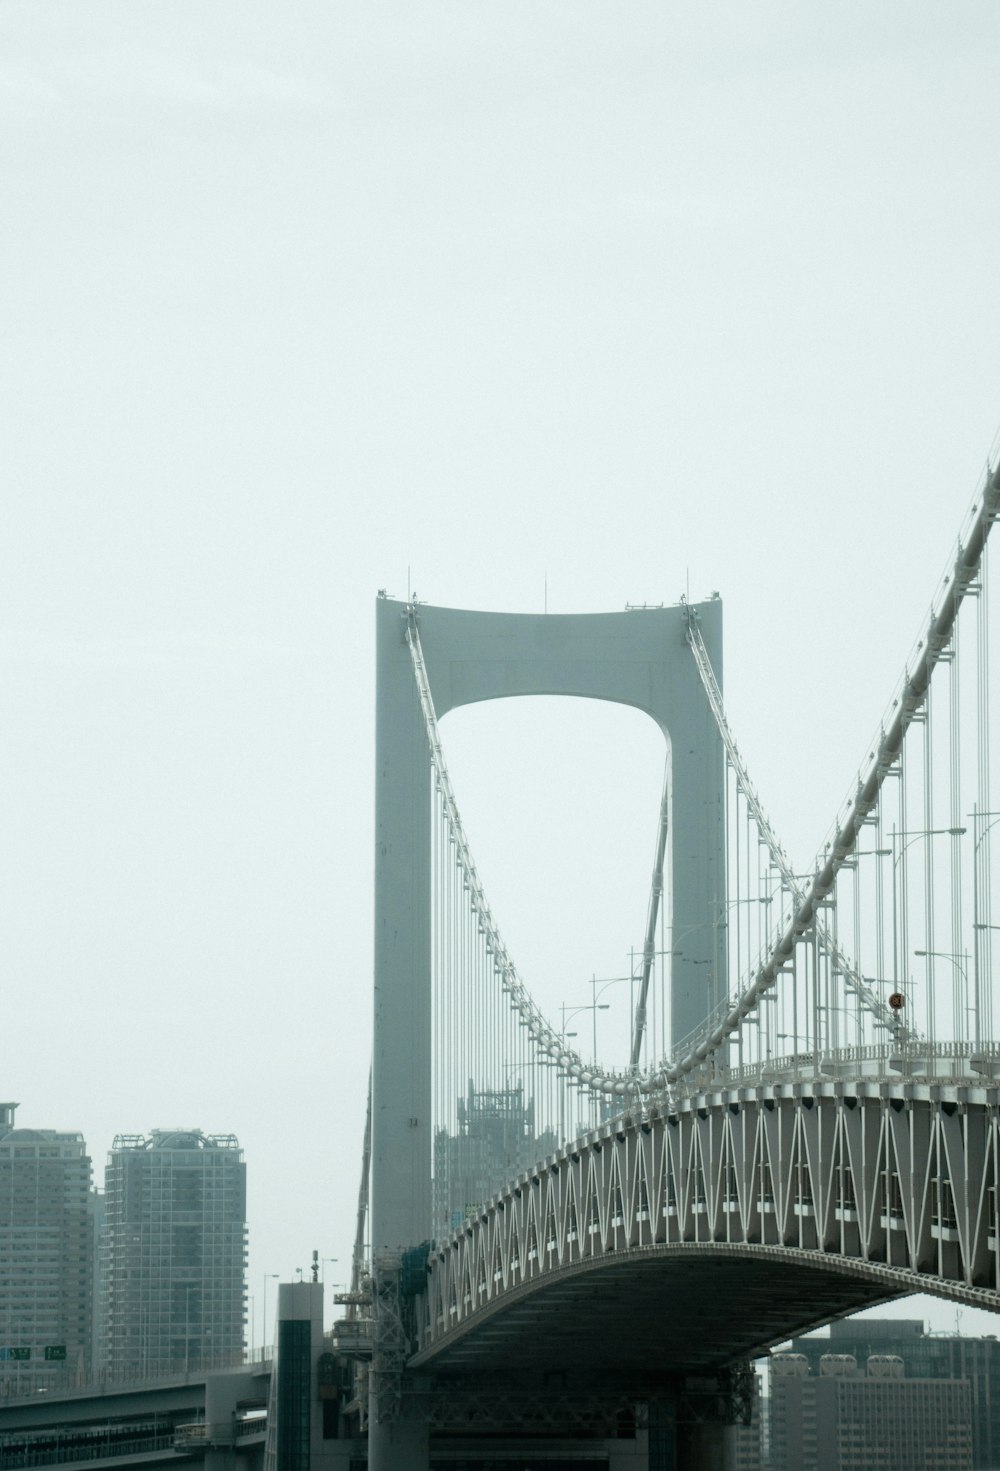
[0,1106,250,1386]
[3,0,1000,1344]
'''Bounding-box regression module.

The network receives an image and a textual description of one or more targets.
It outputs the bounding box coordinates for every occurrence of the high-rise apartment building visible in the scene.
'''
[103,1129,246,1377]
[0,1102,94,1392]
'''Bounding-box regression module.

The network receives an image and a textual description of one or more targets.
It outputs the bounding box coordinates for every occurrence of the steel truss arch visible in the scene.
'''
[416,1079,1000,1369]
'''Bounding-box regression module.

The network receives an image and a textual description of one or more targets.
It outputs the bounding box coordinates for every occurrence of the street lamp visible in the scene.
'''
[815,1002,867,1049]
[914,948,968,971]
[914,948,973,1044]
[971,809,1000,861]
[561,1000,610,1062]
[589,973,633,1059]
[971,807,1000,1037]
[890,826,966,993]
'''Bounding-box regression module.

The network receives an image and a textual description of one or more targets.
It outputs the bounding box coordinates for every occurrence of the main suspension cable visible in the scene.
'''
[685,614,911,1040]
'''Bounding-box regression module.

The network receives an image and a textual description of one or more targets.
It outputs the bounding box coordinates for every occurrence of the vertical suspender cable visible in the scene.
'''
[950,626,964,1041]
[686,615,899,1034]
[350,1068,372,1312]
[923,682,938,1039]
[629,761,670,1067]
[980,549,993,1042]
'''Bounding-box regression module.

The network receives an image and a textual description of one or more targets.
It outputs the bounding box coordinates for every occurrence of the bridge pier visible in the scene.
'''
[648,1399,737,1471]
[366,1412,732,1469]
[368,1417,429,1469]
[363,1373,744,1470]
[674,1420,736,1471]
[607,1430,650,1467]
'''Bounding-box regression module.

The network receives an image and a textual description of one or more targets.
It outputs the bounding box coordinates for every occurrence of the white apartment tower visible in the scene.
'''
[104,1129,247,1377]
[0,1102,95,1391]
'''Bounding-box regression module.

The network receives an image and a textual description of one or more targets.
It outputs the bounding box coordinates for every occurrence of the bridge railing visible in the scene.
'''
[675,1040,1000,1092]
[0,1426,177,1468]
[174,1416,266,1450]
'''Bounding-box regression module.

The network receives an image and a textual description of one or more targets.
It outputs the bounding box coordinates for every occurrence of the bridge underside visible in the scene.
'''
[413,1247,902,1378]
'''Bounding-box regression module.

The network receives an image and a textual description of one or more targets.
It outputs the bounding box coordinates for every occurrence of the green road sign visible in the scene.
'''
[44,1346,67,1361]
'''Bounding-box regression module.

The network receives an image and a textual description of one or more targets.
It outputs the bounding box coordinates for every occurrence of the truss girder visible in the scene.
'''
[416,1084,1000,1368]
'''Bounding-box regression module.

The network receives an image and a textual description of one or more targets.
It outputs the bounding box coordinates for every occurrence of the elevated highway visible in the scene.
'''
[0,1365,269,1470]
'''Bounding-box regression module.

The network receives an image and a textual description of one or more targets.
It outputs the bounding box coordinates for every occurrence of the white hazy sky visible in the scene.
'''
[3,2,1000,1342]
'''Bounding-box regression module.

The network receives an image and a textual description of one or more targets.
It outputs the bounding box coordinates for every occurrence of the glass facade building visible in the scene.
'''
[103,1128,247,1377]
[0,1103,94,1392]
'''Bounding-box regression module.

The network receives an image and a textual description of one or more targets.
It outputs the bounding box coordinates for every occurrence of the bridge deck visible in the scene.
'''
[412,1244,897,1376]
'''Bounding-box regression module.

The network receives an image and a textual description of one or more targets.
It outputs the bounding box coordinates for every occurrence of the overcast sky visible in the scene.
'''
[3,2,1000,1342]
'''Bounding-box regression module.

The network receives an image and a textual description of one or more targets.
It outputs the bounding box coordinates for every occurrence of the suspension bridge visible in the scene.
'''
[353,429,1000,1469]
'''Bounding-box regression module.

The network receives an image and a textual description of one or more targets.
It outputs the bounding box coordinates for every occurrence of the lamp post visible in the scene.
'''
[971,807,1000,1043]
[262,1273,278,1361]
[815,1002,867,1052]
[890,826,966,997]
[914,948,973,1045]
[560,1000,610,1062]
[560,999,614,1134]
[588,973,633,1060]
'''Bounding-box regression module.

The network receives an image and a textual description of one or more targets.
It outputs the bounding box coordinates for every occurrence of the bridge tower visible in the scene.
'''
[372,598,725,1468]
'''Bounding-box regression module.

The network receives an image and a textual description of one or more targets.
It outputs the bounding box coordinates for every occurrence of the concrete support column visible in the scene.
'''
[607,1428,650,1468]
[204,1450,236,1471]
[676,1421,735,1471]
[315,1442,365,1468]
[372,599,433,1257]
[649,1399,735,1470]
[368,1418,429,1470]
[202,1370,260,1471]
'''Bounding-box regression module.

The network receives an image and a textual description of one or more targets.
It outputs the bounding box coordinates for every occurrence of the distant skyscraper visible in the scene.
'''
[789,1319,1000,1471]
[432,1083,557,1239]
[103,1129,246,1377]
[771,1346,973,1471]
[0,1102,95,1391]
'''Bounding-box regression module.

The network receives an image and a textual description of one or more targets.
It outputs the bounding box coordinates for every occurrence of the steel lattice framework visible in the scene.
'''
[416,1077,1000,1369]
